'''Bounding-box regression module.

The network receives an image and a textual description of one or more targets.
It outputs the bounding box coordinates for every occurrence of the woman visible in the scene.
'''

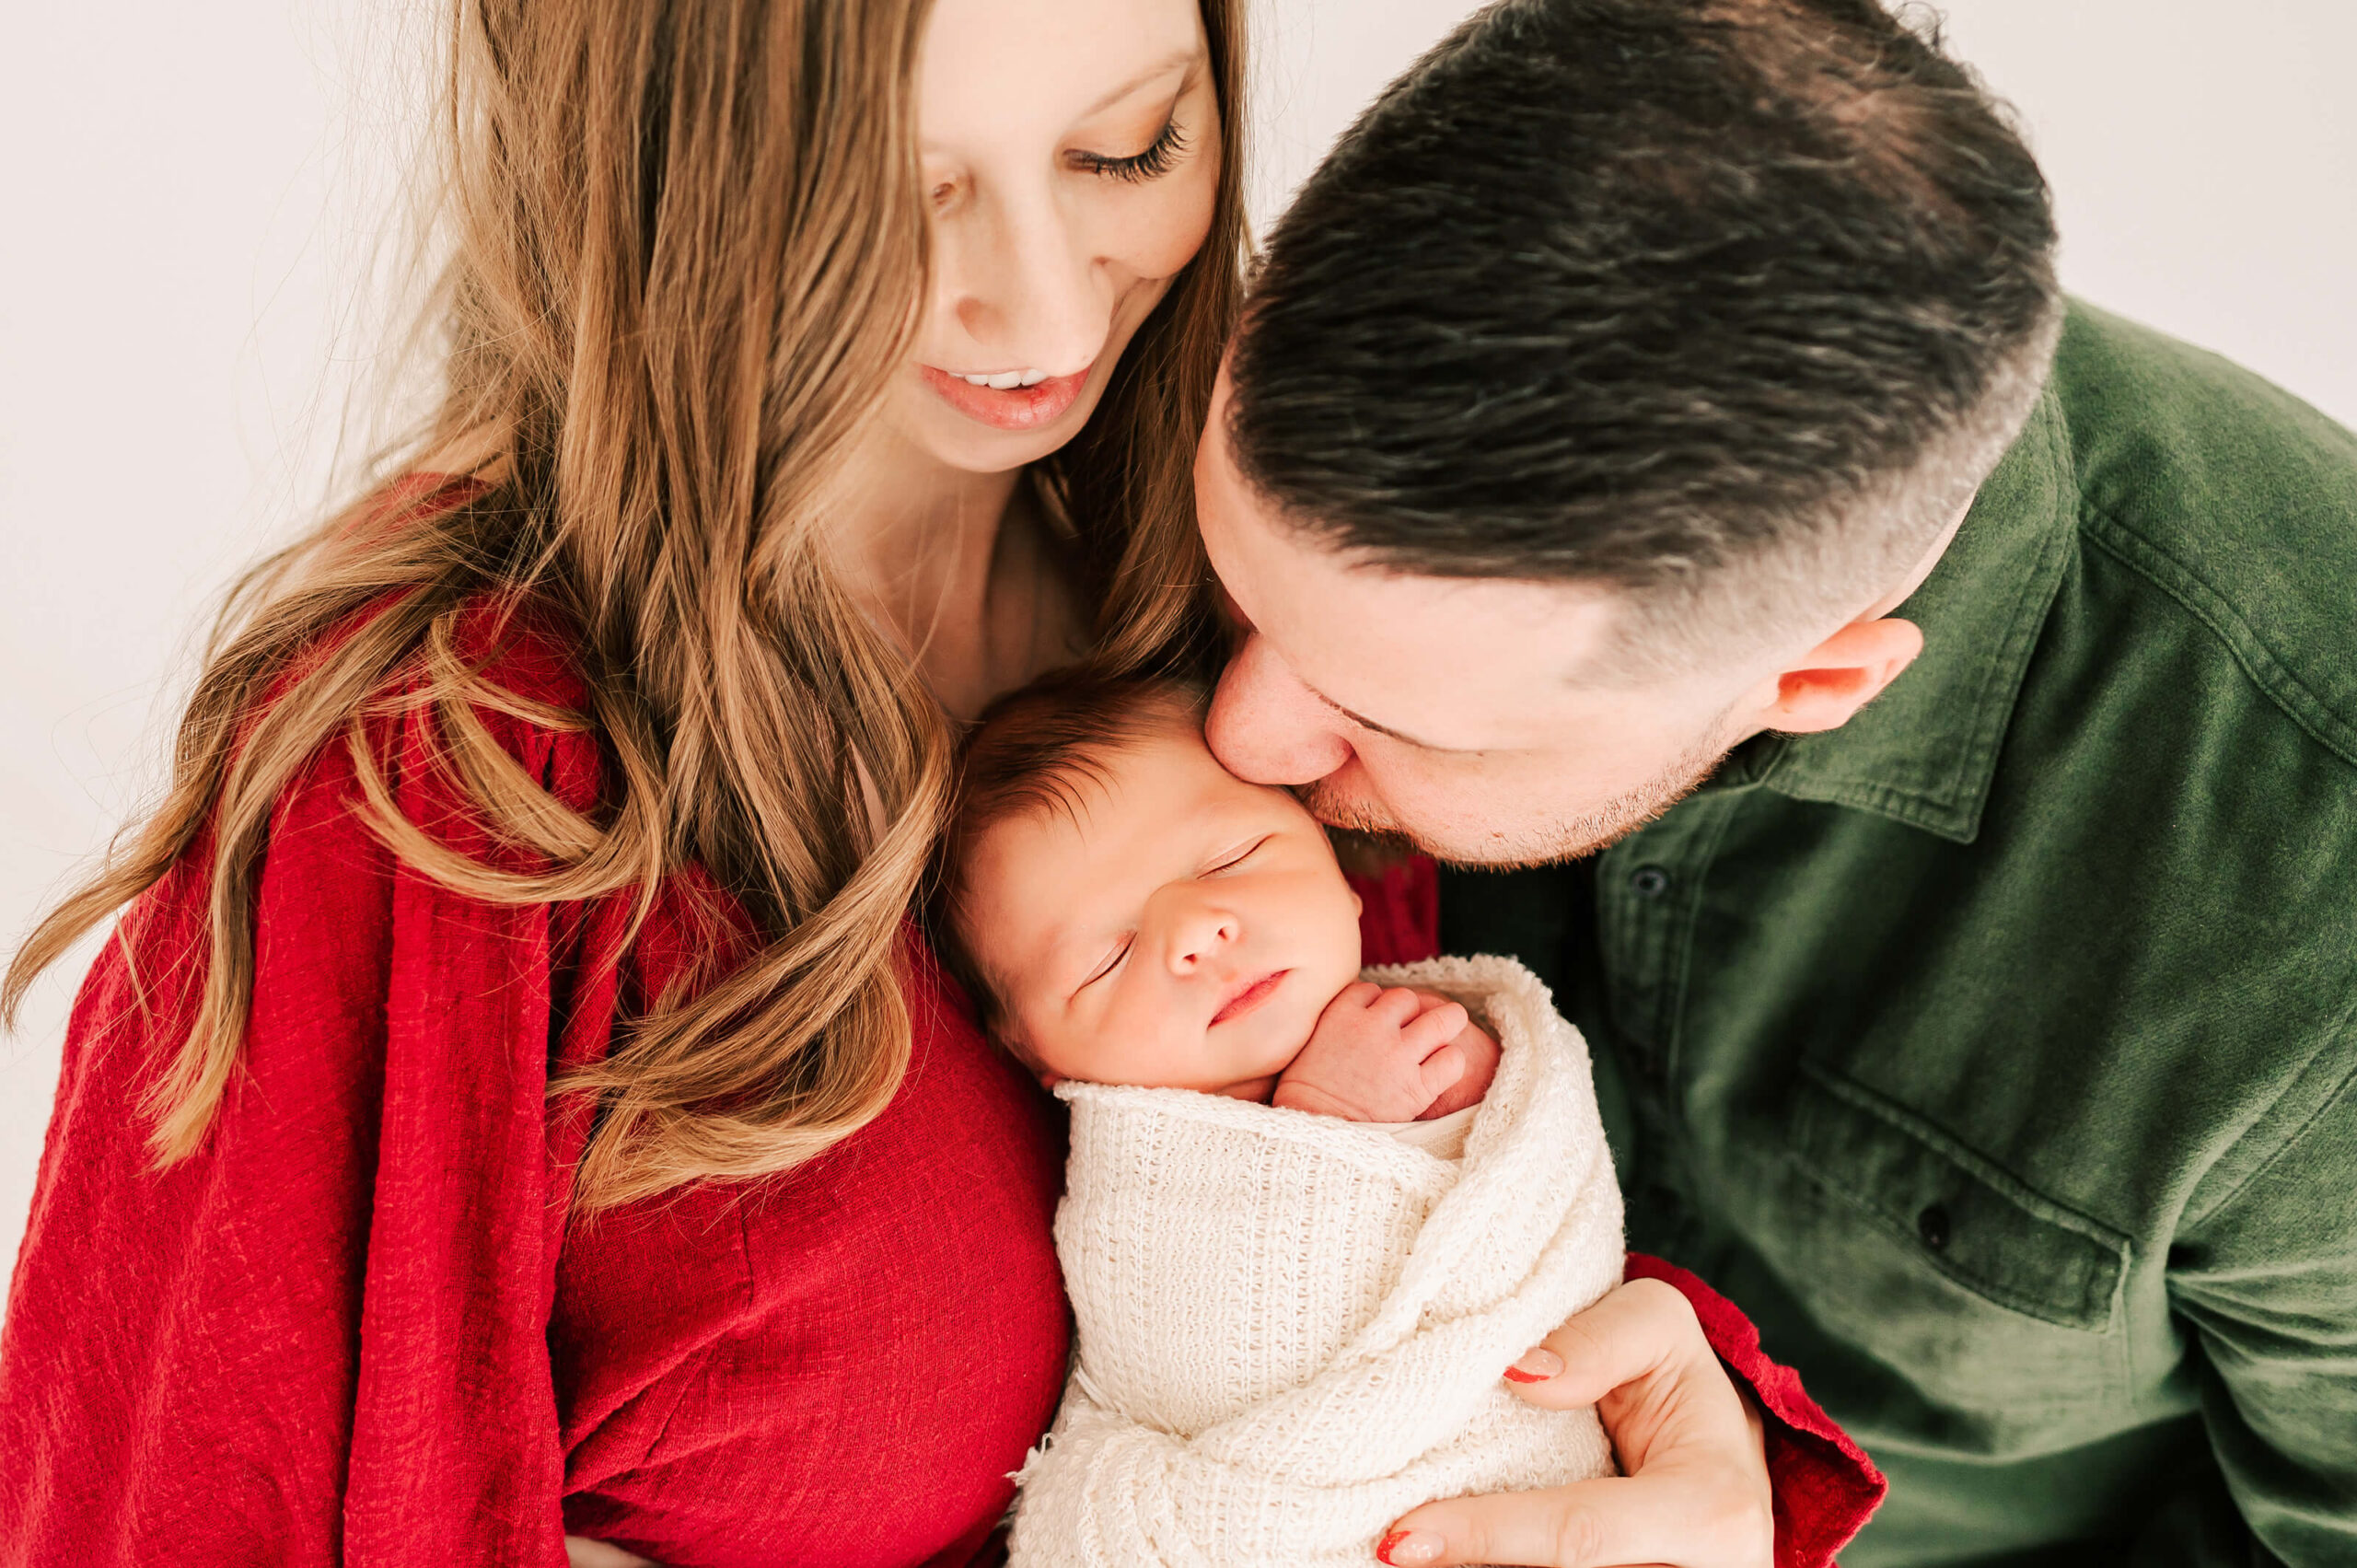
[0,1,1872,1564]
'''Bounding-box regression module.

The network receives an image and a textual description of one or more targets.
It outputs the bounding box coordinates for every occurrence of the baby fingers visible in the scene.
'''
[1402,999,1470,1052]
[1416,1041,1467,1098]
[1366,985,1430,1025]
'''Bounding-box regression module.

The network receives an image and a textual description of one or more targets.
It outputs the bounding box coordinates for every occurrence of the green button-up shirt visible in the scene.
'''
[1441,303,2357,1567]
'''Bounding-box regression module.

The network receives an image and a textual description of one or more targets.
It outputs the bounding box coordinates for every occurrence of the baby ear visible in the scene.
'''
[993,1025,1062,1090]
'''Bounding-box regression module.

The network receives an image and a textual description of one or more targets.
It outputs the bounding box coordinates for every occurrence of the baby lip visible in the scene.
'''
[1210,970,1288,1028]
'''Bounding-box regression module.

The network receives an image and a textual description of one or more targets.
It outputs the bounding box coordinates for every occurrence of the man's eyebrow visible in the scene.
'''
[1081,48,1201,120]
[1301,681,1474,754]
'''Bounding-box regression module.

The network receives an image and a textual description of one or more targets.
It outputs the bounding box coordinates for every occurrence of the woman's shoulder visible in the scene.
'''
[397,478,596,705]
[343,470,597,718]
[302,477,608,826]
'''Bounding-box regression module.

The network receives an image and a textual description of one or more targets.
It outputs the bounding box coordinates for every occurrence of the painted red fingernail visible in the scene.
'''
[1504,1346,1563,1382]
[1378,1528,1443,1565]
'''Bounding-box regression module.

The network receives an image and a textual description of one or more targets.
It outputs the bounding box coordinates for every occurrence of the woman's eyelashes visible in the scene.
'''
[926,110,1191,213]
[1071,118,1190,184]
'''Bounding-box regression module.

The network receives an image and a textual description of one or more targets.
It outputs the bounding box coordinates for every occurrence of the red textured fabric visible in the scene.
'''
[1622,1255,1887,1568]
[1345,857,1889,1568]
[0,595,1067,1568]
[1350,851,1442,968]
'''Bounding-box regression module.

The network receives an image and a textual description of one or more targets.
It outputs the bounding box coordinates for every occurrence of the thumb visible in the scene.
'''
[1379,1473,1696,1568]
[1504,1277,1698,1411]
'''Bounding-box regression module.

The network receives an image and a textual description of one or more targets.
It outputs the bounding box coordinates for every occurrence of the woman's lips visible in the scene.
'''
[920,365,1091,431]
[1211,970,1290,1028]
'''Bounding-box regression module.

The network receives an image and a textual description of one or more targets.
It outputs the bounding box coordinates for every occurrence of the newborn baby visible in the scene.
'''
[937,673,1627,1568]
[945,677,1503,1154]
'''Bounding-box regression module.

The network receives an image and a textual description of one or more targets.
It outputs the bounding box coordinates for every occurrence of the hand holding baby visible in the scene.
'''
[1273,983,1502,1122]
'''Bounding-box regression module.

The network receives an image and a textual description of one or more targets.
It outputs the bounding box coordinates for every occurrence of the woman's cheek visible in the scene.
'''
[1106,122,1220,285]
[1134,166,1218,279]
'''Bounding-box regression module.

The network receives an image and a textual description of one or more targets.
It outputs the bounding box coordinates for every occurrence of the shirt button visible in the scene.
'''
[1630,865,1672,899]
[1917,1203,1952,1251]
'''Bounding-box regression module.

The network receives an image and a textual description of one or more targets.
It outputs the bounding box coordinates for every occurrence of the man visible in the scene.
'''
[1200,0,2357,1563]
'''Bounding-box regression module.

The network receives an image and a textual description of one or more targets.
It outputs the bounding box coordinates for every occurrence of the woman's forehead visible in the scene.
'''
[917,0,1205,143]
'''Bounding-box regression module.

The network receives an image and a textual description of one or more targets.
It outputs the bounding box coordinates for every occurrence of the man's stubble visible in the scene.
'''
[1297,724,1740,872]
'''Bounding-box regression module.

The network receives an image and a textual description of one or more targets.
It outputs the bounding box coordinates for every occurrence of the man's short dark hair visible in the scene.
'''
[1226,0,2061,675]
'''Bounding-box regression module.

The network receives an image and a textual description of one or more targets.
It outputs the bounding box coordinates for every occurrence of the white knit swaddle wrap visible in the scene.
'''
[1008,955,1625,1567]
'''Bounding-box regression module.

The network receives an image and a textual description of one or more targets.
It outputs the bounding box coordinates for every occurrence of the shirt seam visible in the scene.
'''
[1662,796,1747,1085]
[632,1349,710,1472]
[2077,503,2357,772]
[1935,502,2075,841]
[1796,1062,2135,1254]
[2178,997,2357,1234]
[1945,391,2087,837]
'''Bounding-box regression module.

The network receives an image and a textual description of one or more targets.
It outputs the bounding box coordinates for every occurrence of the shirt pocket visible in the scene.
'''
[1758,1063,2134,1448]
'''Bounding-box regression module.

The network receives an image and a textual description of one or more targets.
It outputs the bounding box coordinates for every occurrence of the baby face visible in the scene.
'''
[958,711,1364,1101]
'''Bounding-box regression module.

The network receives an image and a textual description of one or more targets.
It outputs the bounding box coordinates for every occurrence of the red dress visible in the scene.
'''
[0,599,1879,1568]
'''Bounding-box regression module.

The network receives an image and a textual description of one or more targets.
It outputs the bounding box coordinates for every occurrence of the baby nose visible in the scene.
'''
[1167,904,1242,973]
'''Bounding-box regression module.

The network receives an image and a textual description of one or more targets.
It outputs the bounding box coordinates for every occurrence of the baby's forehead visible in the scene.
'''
[958,723,1236,955]
[964,739,1167,907]
[974,708,1212,850]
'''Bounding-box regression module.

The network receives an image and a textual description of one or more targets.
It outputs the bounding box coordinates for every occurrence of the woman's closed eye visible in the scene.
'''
[1071,118,1190,183]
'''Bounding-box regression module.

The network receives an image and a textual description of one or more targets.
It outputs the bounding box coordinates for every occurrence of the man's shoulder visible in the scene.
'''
[2049,300,2357,768]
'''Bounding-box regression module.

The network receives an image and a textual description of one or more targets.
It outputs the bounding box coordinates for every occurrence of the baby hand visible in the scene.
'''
[1271,983,1472,1122]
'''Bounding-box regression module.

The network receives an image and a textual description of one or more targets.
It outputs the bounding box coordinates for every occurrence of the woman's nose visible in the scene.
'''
[940,185,1108,373]
[1205,634,1354,787]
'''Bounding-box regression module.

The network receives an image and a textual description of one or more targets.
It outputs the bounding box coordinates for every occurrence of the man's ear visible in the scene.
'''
[1757,617,1927,735]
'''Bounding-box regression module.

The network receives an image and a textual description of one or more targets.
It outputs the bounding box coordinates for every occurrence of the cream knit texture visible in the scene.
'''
[1007,955,1625,1567]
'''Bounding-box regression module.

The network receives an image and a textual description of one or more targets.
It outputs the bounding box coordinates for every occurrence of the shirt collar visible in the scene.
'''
[1707,381,2078,843]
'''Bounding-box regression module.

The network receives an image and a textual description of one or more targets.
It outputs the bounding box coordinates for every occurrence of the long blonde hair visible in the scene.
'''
[3,0,1248,1213]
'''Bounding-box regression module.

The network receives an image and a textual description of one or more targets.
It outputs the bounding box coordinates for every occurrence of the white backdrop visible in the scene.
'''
[5,0,2354,1296]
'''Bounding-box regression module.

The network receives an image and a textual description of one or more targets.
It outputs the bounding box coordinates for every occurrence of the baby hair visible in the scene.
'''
[931,670,1210,1038]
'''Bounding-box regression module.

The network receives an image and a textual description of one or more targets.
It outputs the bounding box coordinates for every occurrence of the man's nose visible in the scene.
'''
[1206,634,1354,787]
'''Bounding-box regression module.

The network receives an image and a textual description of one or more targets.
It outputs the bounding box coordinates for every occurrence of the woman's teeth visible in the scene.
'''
[958,369,1051,389]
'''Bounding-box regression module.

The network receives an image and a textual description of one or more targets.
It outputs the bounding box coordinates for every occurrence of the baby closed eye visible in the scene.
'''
[1080,935,1134,990]
[1204,835,1269,875]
